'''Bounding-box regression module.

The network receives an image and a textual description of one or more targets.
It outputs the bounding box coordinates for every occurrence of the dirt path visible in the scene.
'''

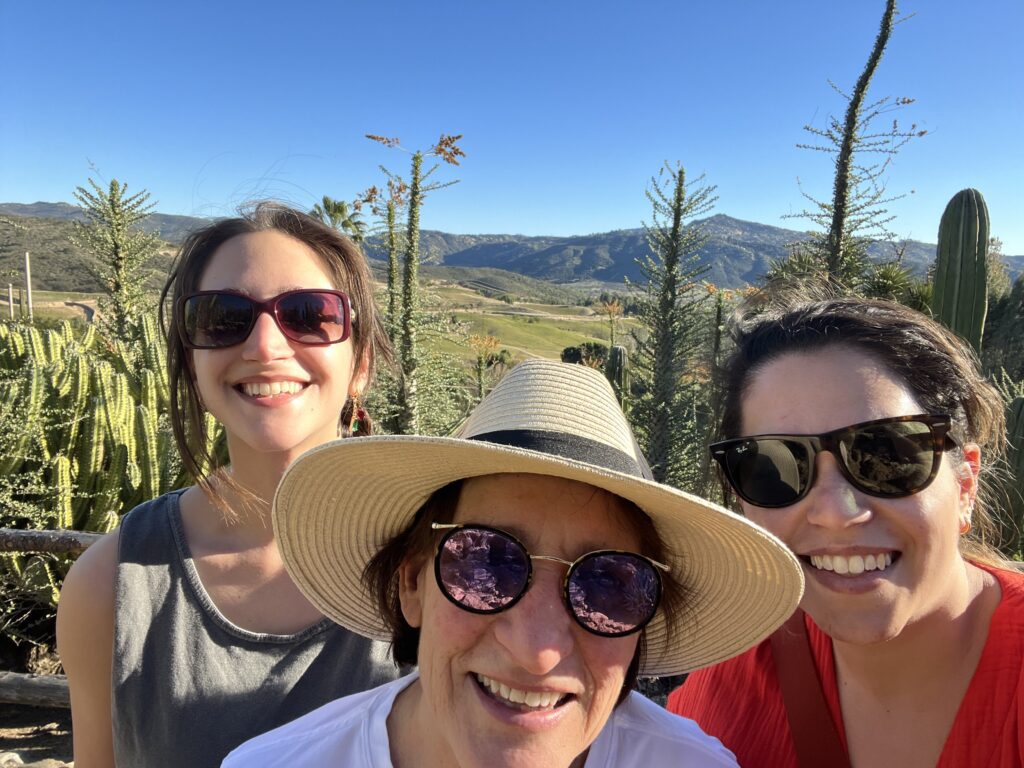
[0,704,71,766]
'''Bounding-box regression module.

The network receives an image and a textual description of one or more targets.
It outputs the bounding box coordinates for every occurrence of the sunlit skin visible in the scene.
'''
[738,347,981,645]
[390,474,644,768]
[56,228,372,767]
[192,230,366,482]
[739,346,1000,768]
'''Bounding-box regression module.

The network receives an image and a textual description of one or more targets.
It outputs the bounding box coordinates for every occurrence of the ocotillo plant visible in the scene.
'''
[605,345,630,414]
[367,133,465,434]
[933,188,990,353]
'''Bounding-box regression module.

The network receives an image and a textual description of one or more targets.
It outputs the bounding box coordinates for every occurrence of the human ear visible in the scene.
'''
[955,444,981,526]
[397,556,428,629]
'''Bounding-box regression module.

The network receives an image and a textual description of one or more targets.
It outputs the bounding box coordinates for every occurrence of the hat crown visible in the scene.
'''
[457,359,642,464]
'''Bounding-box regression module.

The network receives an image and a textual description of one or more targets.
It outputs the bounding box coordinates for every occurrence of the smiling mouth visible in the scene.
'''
[236,381,305,398]
[475,674,572,712]
[803,552,900,575]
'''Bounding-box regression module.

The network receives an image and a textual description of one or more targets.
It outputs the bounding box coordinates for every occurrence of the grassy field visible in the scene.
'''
[0,281,631,366]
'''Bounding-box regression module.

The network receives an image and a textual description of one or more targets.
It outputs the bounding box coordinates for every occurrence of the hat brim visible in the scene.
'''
[274,434,803,676]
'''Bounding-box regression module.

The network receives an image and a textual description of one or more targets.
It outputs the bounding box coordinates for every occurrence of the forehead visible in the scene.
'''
[741,346,923,436]
[454,473,644,554]
[199,230,335,294]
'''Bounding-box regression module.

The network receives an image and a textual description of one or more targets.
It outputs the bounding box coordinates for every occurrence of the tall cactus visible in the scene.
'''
[605,345,631,414]
[1004,397,1024,554]
[933,188,989,352]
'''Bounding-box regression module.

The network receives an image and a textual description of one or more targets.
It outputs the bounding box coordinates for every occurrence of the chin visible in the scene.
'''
[808,603,908,646]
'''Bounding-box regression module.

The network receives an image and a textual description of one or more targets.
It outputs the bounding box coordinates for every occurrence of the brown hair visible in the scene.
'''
[158,201,392,510]
[718,284,1009,566]
[363,478,691,703]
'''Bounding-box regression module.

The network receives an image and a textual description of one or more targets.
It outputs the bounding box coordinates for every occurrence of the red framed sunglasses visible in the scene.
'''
[179,289,354,349]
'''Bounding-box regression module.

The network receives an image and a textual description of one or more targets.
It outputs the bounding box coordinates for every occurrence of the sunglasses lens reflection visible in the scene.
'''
[184,293,254,348]
[840,421,935,495]
[726,438,808,507]
[568,553,660,635]
[723,418,940,507]
[437,528,529,612]
[436,527,660,637]
[276,292,347,344]
[182,291,349,348]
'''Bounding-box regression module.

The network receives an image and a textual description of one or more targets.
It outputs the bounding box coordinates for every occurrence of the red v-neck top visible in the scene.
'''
[668,564,1024,767]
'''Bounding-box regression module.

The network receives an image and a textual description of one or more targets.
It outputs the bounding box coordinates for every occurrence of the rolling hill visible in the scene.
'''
[2,202,1020,292]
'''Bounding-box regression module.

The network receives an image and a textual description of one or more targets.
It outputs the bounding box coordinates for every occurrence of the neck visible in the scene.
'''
[208,438,305,535]
[831,560,991,697]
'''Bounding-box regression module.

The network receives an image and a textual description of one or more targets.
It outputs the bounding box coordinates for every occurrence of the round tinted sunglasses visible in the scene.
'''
[179,289,354,349]
[431,523,668,638]
[710,414,960,509]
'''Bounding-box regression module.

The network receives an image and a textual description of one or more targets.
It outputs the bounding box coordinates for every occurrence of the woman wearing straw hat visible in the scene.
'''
[223,359,804,767]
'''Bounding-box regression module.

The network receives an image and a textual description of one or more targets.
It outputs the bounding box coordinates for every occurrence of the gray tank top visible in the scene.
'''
[112,490,400,768]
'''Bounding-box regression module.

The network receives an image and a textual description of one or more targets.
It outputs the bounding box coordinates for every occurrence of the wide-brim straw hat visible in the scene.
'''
[274,358,803,676]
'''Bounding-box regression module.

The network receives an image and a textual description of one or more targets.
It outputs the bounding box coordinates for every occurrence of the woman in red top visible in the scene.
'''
[669,291,1022,767]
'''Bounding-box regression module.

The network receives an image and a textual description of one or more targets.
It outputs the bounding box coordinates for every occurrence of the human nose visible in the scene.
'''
[803,453,873,529]
[491,565,575,676]
[241,310,294,362]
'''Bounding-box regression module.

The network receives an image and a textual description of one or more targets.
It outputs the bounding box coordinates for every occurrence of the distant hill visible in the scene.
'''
[0,202,209,245]
[367,214,1016,286]
[2,203,1020,292]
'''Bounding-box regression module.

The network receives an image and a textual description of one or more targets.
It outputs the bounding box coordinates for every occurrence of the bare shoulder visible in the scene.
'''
[57,528,120,768]
[58,528,120,623]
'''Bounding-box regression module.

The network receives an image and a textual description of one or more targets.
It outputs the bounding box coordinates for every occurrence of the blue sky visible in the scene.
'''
[2,0,1022,253]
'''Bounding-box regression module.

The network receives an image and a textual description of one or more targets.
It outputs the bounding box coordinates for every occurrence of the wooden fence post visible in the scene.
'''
[24,251,33,321]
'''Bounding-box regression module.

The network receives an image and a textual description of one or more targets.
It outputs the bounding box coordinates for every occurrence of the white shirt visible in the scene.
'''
[222,673,738,767]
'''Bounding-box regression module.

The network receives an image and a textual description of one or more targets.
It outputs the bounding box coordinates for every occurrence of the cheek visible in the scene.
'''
[742,504,791,541]
[581,634,635,698]
[419,589,492,668]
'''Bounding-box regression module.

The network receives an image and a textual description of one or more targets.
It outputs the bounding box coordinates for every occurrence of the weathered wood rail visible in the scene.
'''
[0,671,70,708]
[1,528,98,708]
[0,528,102,555]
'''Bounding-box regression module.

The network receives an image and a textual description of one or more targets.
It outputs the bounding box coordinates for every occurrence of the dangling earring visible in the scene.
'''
[349,395,371,437]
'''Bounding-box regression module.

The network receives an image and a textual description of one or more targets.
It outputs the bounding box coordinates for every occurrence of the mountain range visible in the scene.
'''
[2,201,1020,291]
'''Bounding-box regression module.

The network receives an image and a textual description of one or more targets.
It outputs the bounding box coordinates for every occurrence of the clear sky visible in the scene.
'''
[2,0,1021,253]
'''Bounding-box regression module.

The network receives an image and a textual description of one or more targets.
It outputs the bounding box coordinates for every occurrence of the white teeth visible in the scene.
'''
[476,674,562,709]
[809,552,895,575]
[241,381,303,397]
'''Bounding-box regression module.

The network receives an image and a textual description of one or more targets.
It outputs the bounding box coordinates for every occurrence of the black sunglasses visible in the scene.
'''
[179,289,354,349]
[431,523,668,638]
[710,414,960,509]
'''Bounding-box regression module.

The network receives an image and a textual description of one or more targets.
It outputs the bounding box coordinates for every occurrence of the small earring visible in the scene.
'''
[959,502,975,535]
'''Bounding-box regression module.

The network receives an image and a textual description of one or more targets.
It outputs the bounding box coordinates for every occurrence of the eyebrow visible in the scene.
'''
[199,286,325,297]
[469,522,628,559]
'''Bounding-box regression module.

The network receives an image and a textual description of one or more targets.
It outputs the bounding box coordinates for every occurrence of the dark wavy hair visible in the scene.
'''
[158,201,392,512]
[718,285,1009,566]
[363,478,691,705]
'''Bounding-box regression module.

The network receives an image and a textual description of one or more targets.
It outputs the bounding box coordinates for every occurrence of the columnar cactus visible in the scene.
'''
[605,345,631,414]
[933,188,989,352]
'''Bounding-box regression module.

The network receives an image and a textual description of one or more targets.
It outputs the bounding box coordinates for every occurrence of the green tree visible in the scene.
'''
[310,195,367,243]
[629,163,716,488]
[367,133,465,433]
[987,237,1012,301]
[72,178,160,349]
[783,0,926,285]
